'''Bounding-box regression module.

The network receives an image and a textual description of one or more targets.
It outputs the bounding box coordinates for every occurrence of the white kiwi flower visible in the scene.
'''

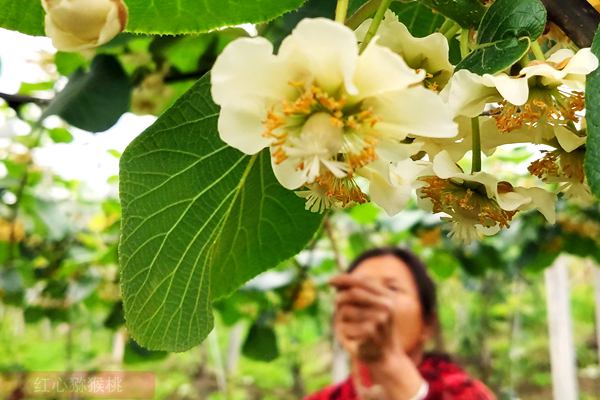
[211,18,457,212]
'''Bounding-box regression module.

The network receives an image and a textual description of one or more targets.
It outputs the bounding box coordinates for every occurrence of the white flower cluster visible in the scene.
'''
[211,11,598,242]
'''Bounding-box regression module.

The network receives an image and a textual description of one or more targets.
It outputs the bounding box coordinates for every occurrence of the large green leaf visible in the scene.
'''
[1,0,306,37]
[119,75,322,351]
[419,0,485,28]
[456,0,546,75]
[125,0,306,34]
[0,0,45,36]
[585,26,600,199]
[43,55,131,132]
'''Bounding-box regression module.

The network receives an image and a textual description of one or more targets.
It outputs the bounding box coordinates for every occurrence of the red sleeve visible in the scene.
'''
[304,378,356,400]
[420,355,496,400]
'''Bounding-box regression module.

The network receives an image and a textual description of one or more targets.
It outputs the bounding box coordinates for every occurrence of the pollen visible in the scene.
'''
[528,148,585,183]
[315,171,368,208]
[419,176,517,229]
[261,80,383,186]
[491,90,585,133]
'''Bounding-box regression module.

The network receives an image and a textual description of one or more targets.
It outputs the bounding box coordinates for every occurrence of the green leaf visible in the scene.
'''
[476,0,546,44]
[0,0,45,36]
[0,0,306,36]
[242,322,280,361]
[585,25,600,199]
[43,55,131,133]
[391,1,446,38]
[119,74,322,351]
[54,52,88,77]
[456,0,546,75]
[426,251,458,279]
[124,340,168,364]
[125,0,306,34]
[456,37,531,74]
[419,0,485,28]
[47,128,74,144]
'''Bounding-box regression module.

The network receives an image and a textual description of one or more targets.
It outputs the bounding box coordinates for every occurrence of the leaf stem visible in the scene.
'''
[438,19,454,35]
[335,0,350,24]
[531,40,546,61]
[359,0,392,53]
[346,0,381,30]
[443,23,461,41]
[459,29,470,58]
[471,117,482,173]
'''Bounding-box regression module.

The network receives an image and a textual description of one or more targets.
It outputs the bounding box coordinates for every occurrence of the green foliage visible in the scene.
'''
[456,0,546,74]
[419,0,486,28]
[119,75,322,351]
[43,55,131,132]
[391,1,446,37]
[54,52,88,77]
[0,0,45,36]
[125,0,307,34]
[0,0,308,37]
[585,26,600,199]
[124,339,168,364]
[47,128,74,144]
[242,321,280,361]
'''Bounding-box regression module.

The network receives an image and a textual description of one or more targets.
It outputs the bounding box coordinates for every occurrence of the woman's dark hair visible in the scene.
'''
[347,247,437,325]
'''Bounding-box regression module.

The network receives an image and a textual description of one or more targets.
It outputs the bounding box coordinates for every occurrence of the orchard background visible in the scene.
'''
[1,0,600,399]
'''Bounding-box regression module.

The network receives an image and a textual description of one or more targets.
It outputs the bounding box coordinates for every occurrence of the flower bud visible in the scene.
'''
[42,0,128,52]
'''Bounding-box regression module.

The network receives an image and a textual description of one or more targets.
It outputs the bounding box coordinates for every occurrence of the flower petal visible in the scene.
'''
[354,42,424,98]
[375,140,423,162]
[271,154,306,190]
[211,37,290,110]
[441,70,528,117]
[359,160,411,215]
[521,48,599,89]
[441,69,500,117]
[279,18,359,95]
[478,117,536,155]
[515,187,556,223]
[546,48,575,64]
[432,150,463,178]
[372,86,458,139]
[561,47,599,75]
[554,125,586,152]
[356,11,453,85]
[483,74,529,106]
[217,107,270,154]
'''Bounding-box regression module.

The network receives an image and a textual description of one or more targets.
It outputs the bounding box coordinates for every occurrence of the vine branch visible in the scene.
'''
[541,0,599,48]
[0,92,51,108]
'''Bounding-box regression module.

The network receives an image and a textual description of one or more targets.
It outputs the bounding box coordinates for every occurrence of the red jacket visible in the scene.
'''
[305,354,496,400]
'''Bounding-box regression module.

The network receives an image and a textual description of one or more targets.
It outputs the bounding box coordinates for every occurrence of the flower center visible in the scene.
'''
[418,176,517,228]
[262,81,381,210]
[491,89,584,133]
[528,148,585,183]
[263,81,379,171]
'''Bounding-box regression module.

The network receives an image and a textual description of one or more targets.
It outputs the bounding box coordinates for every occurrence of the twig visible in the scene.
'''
[6,127,44,265]
[324,216,346,272]
[346,0,382,30]
[540,0,599,48]
[0,92,51,108]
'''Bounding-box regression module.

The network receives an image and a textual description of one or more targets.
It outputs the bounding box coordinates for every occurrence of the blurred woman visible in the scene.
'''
[306,247,495,400]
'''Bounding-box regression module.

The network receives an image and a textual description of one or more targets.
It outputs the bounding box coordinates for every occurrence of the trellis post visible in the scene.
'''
[544,254,579,400]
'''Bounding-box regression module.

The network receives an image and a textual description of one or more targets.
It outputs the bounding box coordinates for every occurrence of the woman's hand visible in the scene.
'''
[331,274,403,363]
[331,274,427,399]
